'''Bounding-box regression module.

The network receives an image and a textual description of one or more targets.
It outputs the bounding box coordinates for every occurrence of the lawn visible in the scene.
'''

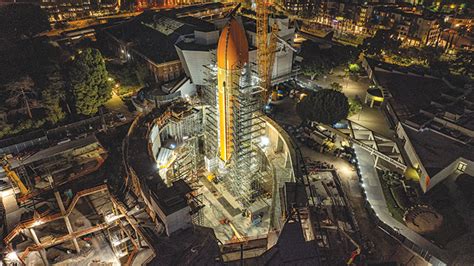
[390,185,411,210]
[377,170,405,223]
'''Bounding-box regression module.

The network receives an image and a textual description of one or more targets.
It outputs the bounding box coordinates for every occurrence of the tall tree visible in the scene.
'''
[300,41,360,80]
[0,4,50,39]
[68,48,112,116]
[296,89,349,125]
[42,67,66,123]
[360,29,401,56]
[3,76,37,119]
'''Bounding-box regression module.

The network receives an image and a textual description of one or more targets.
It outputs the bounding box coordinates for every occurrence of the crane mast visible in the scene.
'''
[256,0,278,104]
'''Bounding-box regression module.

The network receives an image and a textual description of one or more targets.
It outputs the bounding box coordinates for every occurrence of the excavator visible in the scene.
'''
[1,158,29,196]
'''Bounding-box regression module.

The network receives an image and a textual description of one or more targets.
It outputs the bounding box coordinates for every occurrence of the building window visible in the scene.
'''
[457,161,467,172]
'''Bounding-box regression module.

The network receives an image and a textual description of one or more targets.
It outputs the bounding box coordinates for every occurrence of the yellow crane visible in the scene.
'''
[1,158,29,196]
[256,0,279,103]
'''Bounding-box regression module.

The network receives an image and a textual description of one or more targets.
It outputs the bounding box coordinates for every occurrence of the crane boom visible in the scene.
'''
[2,163,29,196]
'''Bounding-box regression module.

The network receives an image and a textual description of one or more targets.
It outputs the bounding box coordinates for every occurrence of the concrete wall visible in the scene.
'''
[195,30,219,45]
[177,48,213,86]
[150,194,192,236]
[396,123,430,191]
[177,78,197,98]
[397,122,474,192]
[431,158,474,189]
[150,124,161,160]
[262,116,298,182]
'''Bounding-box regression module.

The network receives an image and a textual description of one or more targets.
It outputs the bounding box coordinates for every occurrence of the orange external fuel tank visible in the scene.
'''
[216,17,249,162]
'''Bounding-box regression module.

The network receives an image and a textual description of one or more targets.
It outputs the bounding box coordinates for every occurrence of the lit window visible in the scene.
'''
[457,161,467,172]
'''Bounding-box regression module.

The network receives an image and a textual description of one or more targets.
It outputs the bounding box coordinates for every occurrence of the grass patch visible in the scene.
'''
[377,170,405,223]
[390,185,411,210]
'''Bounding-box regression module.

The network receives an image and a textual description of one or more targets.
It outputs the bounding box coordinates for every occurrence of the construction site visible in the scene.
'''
[1,2,324,265]
[0,135,144,265]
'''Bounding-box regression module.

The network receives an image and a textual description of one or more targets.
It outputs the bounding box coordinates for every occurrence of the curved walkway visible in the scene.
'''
[354,146,449,266]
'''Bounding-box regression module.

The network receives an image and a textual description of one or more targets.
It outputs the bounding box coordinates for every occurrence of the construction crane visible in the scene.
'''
[256,0,279,104]
[1,158,29,196]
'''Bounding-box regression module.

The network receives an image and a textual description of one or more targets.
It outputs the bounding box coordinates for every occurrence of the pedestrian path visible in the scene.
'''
[354,146,449,266]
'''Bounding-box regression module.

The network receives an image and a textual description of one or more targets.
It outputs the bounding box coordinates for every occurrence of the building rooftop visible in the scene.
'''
[103,4,222,64]
[374,70,450,119]
[175,39,217,51]
[366,57,438,77]
[147,226,221,265]
[150,181,190,216]
[259,217,320,265]
[403,125,474,177]
[8,135,101,168]
[405,113,432,128]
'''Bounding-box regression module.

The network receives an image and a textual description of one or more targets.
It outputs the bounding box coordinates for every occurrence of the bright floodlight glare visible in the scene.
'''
[6,251,19,261]
[260,136,270,146]
[32,219,43,227]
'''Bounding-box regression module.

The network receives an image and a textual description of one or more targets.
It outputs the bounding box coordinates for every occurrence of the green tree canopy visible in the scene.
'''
[107,62,149,95]
[349,63,361,73]
[450,50,474,79]
[360,29,401,56]
[296,89,349,125]
[3,76,37,119]
[300,41,360,80]
[348,98,362,117]
[42,67,66,123]
[0,4,50,39]
[68,48,112,116]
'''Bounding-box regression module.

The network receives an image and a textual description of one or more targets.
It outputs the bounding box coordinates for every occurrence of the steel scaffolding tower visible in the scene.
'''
[170,136,200,184]
[202,52,219,170]
[225,66,266,207]
[202,52,267,207]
